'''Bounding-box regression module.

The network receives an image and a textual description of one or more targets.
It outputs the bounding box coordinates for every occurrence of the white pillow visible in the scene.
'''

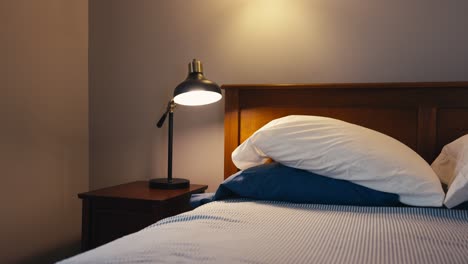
[432,134,468,208]
[232,115,444,207]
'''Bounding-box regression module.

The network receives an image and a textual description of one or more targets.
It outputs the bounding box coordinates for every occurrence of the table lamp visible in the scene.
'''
[149,59,222,189]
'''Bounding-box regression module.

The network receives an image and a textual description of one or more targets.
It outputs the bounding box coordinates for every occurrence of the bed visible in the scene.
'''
[60,82,468,264]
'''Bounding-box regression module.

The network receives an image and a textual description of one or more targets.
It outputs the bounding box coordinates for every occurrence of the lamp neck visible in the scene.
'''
[168,99,176,113]
[188,59,203,73]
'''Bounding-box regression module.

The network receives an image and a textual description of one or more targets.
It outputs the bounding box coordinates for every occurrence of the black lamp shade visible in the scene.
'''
[173,60,222,106]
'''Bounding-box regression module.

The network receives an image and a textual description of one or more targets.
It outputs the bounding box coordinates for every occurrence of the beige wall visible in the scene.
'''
[0,1,88,263]
[90,0,468,192]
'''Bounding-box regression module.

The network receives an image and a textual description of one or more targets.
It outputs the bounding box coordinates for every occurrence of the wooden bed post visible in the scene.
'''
[223,87,240,178]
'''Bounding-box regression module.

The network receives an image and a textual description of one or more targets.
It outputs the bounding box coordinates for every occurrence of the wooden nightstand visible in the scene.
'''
[78,181,207,251]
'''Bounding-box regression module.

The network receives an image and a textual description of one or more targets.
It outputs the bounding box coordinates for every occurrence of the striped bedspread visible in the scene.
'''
[60,200,468,264]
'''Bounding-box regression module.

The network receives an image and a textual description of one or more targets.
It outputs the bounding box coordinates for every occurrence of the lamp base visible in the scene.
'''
[148,178,190,189]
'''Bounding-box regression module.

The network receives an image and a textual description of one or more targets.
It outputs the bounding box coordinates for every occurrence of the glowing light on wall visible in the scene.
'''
[235,0,312,39]
[216,0,325,77]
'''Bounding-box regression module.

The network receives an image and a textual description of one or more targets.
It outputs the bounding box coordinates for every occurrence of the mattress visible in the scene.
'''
[60,199,468,264]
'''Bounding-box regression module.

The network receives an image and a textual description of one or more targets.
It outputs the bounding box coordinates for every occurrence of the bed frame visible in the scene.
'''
[222,82,468,178]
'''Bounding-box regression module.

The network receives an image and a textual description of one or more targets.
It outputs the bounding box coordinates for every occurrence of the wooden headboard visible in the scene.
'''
[223,82,468,178]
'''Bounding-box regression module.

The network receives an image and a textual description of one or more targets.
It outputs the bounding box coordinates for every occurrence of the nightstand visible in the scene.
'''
[78,181,207,251]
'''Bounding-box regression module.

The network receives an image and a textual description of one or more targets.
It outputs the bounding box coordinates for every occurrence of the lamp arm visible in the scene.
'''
[156,99,176,128]
[156,111,168,128]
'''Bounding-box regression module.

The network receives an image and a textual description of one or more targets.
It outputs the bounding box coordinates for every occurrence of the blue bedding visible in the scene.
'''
[192,163,401,208]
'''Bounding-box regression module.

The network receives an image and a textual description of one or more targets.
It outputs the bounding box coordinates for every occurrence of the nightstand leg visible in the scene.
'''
[81,199,91,251]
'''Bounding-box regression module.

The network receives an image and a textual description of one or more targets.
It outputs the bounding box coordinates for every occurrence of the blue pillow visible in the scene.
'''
[453,201,468,210]
[190,193,215,208]
[213,163,401,206]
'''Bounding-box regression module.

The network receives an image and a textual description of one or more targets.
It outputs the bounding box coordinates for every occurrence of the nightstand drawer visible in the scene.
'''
[88,198,158,249]
[91,197,156,213]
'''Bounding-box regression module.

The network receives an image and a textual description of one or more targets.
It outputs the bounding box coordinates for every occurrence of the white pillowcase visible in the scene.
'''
[432,134,468,208]
[232,115,444,207]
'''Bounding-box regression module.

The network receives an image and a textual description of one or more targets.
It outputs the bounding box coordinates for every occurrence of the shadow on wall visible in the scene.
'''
[15,241,80,264]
